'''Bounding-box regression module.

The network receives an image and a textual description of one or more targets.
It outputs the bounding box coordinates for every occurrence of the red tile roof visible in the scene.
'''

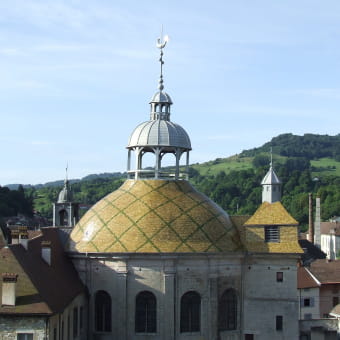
[321,222,340,236]
[309,259,340,284]
[0,227,85,315]
[297,266,319,288]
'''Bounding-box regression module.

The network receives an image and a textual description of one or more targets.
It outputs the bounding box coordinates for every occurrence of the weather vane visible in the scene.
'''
[156,26,169,91]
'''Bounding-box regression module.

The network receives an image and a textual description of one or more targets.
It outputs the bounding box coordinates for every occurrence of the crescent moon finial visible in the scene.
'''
[156,25,169,49]
[156,26,169,92]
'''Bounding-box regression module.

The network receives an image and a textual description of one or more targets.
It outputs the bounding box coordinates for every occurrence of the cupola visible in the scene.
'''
[127,34,191,180]
[57,178,73,203]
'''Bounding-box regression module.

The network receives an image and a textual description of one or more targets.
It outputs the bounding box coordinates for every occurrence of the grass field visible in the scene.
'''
[191,155,340,178]
[311,158,340,177]
[191,156,253,176]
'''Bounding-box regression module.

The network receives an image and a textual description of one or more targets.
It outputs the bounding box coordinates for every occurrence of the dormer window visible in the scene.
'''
[265,226,280,242]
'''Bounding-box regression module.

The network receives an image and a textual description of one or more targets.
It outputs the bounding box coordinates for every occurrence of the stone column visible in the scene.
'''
[208,275,218,340]
[163,261,176,340]
[116,264,128,340]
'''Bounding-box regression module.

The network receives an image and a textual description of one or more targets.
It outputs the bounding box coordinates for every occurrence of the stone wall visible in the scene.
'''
[0,316,46,340]
[72,251,299,340]
[244,255,299,340]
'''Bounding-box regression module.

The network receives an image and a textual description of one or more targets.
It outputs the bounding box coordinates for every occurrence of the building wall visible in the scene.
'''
[0,316,46,340]
[243,255,299,340]
[320,285,340,318]
[321,235,340,260]
[49,293,88,340]
[298,287,320,319]
[72,252,299,340]
[0,293,87,340]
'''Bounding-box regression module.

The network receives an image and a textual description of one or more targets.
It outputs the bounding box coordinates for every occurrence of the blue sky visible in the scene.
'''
[1,0,340,185]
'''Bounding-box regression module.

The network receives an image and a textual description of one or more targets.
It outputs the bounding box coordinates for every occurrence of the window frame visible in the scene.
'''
[95,290,112,332]
[265,225,280,243]
[218,288,237,331]
[135,291,157,334]
[73,306,78,338]
[180,291,201,333]
[276,315,283,331]
[17,334,33,340]
[276,272,283,282]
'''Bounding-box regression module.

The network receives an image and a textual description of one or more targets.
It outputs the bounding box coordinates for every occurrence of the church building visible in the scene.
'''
[0,37,303,340]
[67,37,303,340]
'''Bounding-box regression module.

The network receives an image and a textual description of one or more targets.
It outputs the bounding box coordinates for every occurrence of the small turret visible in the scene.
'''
[53,167,79,227]
[261,151,281,203]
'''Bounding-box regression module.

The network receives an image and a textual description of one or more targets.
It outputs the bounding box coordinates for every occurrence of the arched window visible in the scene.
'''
[59,209,68,226]
[135,291,157,333]
[218,289,237,331]
[180,291,201,333]
[95,290,112,332]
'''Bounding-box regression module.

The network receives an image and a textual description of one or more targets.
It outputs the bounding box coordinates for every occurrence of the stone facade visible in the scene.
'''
[0,294,87,340]
[71,252,299,340]
[0,316,46,340]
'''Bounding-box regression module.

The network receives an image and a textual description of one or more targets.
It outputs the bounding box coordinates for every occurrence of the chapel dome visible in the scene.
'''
[127,120,191,150]
[68,179,243,253]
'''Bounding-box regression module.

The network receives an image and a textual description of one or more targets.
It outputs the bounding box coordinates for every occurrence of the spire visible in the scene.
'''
[270,147,273,167]
[58,166,73,203]
[149,31,172,121]
[156,27,169,92]
[261,150,282,203]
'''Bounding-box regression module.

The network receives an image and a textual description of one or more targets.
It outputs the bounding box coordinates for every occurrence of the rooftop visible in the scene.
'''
[0,228,85,315]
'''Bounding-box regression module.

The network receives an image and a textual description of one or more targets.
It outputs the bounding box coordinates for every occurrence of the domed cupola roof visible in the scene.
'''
[128,120,191,150]
[68,180,243,253]
[57,179,73,203]
[126,34,192,180]
[150,91,172,104]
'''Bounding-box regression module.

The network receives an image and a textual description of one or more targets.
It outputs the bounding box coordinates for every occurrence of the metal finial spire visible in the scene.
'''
[156,27,169,92]
[270,147,273,167]
[65,163,69,183]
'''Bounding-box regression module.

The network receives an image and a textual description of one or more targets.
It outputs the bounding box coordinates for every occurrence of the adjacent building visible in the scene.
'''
[298,259,340,339]
[0,227,87,340]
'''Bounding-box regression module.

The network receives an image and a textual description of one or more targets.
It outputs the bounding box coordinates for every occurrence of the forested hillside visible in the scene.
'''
[5,133,339,229]
[0,185,34,221]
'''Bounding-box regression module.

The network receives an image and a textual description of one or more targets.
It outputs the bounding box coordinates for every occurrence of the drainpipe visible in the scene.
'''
[59,314,61,340]
[45,316,49,340]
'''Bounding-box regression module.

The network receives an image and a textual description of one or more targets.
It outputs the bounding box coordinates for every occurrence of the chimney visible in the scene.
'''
[19,228,28,250]
[314,197,321,247]
[10,230,19,245]
[2,273,18,306]
[308,193,314,243]
[41,241,52,265]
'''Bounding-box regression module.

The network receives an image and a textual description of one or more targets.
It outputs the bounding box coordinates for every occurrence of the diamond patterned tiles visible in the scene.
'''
[68,179,244,253]
[245,201,298,226]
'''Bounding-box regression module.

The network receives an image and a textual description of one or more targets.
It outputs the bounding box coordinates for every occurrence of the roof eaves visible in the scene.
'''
[305,267,321,286]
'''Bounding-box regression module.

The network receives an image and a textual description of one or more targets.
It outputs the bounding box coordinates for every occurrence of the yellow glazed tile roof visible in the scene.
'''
[244,201,298,226]
[68,180,244,253]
